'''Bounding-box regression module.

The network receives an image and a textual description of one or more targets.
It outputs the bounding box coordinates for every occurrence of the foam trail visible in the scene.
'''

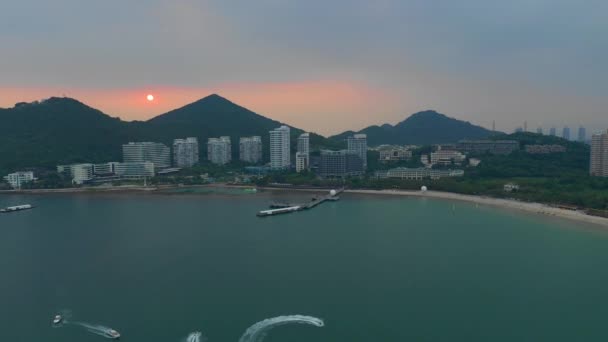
[184,331,204,342]
[239,315,324,342]
[73,322,115,339]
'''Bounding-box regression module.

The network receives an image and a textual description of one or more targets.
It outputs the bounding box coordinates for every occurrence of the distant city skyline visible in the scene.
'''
[1,1,607,135]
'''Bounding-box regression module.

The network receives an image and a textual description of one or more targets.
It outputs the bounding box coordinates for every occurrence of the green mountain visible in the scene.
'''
[330,110,494,146]
[0,95,324,173]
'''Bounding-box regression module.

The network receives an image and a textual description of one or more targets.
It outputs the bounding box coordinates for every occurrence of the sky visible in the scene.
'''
[0,0,606,136]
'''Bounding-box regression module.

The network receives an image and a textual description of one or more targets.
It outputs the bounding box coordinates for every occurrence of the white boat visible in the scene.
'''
[52,314,62,325]
[106,329,121,340]
[0,204,33,213]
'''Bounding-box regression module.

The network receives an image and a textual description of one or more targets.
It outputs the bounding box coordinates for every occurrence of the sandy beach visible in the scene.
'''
[344,189,608,228]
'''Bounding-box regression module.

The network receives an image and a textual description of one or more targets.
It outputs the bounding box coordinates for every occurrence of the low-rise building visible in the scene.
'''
[374,167,464,180]
[504,183,520,192]
[525,144,567,154]
[114,162,155,178]
[469,158,481,167]
[58,163,94,184]
[4,171,36,189]
[430,149,466,166]
[379,147,412,162]
[457,140,520,155]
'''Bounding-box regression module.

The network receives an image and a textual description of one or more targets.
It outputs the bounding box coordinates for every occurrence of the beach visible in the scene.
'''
[344,189,608,228]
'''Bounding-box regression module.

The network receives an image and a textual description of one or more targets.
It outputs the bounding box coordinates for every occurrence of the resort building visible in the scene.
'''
[114,162,155,178]
[319,150,364,178]
[430,149,466,166]
[173,137,199,168]
[270,126,291,169]
[239,136,263,164]
[123,142,171,170]
[207,136,232,165]
[525,145,567,154]
[57,163,94,184]
[378,147,412,162]
[457,140,520,155]
[374,168,464,180]
[4,171,36,189]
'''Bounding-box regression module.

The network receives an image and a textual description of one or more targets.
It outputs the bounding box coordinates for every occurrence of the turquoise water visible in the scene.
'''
[1,190,608,342]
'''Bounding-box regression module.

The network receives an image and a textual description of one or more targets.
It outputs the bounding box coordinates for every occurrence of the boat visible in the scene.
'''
[0,204,33,213]
[243,188,258,194]
[106,329,121,340]
[52,314,62,325]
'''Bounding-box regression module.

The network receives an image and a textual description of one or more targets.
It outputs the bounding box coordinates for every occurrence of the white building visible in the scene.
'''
[375,167,464,180]
[173,137,199,168]
[347,134,368,169]
[296,133,310,172]
[123,142,170,169]
[270,126,291,169]
[239,136,263,163]
[430,149,466,166]
[114,162,155,178]
[4,171,36,189]
[295,152,309,173]
[591,130,608,177]
[93,162,121,175]
[58,163,94,184]
[207,136,232,165]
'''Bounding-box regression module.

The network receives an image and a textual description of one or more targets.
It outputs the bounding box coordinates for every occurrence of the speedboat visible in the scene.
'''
[107,329,121,340]
[52,314,62,325]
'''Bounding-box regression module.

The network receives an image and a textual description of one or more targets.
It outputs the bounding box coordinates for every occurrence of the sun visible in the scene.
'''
[146,94,154,102]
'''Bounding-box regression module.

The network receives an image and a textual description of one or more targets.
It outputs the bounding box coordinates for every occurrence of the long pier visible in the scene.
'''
[257,188,344,217]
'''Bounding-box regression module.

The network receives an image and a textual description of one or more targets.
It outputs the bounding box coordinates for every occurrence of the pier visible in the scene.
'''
[257,189,344,217]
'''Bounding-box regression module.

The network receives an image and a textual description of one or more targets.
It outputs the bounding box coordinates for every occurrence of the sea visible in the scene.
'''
[1,188,608,342]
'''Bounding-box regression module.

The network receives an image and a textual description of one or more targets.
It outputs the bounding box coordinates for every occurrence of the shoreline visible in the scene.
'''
[343,189,608,228]
[3,184,607,227]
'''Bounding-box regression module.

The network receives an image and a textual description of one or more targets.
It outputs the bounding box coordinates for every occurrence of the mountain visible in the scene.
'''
[0,95,324,173]
[330,110,494,146]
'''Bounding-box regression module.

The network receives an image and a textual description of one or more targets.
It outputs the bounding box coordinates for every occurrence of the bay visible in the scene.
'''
[1,189,608,342]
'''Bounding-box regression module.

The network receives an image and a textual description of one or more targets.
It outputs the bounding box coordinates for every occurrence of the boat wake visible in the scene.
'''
[184,331,206,342]
[72,322,116,339]
[238,315,324,342]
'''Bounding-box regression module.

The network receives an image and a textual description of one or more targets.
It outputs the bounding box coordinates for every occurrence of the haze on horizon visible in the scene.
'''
[1,0,606,136]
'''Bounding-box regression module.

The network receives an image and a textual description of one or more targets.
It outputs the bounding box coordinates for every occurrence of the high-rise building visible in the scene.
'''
[562,126,571,140]
[123,142,171,169]
[537,127,543,135]
[319,150,364,178]
[270,126,290,169]
[347,134,368,170]
[590,130,608,177]
[207,136,232,165]
[523,121,528,132]
[173,137,199,168]
[578,126,587,142]
[296,133,310,172]
[550,127,557,136]
[239,136,263,164]
[3,171,36,189]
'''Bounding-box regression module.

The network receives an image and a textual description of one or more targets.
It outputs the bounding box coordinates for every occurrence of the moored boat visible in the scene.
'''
[0,204,33,213]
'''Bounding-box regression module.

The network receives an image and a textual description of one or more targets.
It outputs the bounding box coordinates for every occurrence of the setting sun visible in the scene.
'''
[146,94,154,102]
